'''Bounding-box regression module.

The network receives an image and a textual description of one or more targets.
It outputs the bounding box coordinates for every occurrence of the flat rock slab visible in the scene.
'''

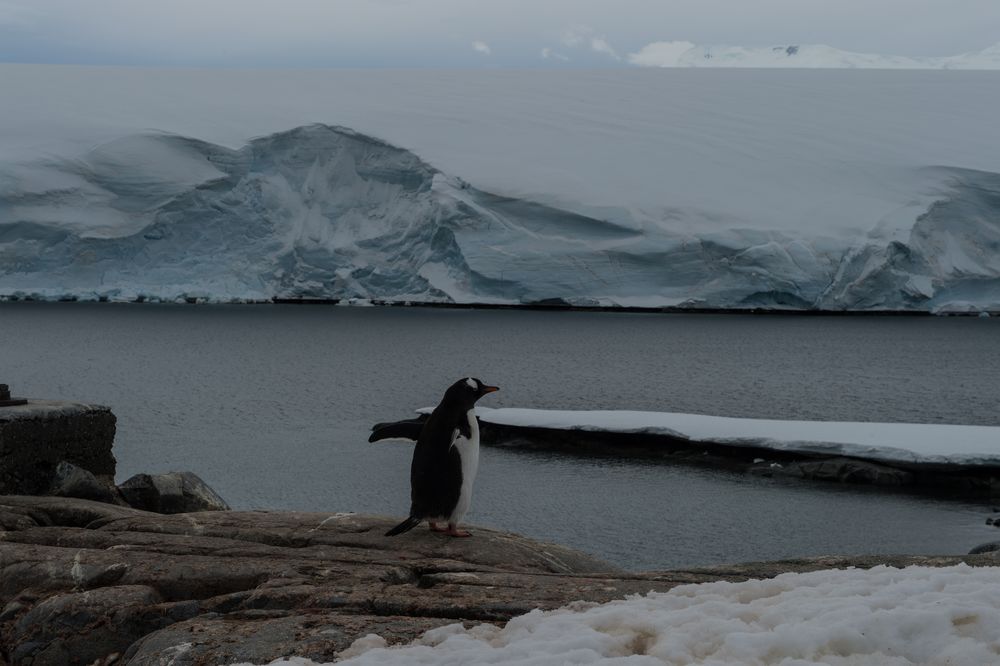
[2,496,1000,665]
[0,400,113,424]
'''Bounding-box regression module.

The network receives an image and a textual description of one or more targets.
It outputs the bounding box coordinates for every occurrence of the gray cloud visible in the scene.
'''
[589,36,620,60]
[541,47,570,62]
[0,0,37,26]
[561,24,594,48]
[559,24,621,61]
[1,0,998,67]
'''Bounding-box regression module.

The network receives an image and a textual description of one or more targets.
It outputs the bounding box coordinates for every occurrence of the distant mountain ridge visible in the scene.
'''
[629,41,1000,69]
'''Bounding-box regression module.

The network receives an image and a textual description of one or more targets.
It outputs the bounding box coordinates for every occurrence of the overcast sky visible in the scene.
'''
[2,0,999,68]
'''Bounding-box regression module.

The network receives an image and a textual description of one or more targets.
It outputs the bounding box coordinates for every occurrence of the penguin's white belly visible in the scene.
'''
[448,409,480,524]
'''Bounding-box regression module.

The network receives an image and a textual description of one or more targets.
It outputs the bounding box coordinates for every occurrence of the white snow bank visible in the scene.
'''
[418,407,1000,466]
[246,564,1000,665]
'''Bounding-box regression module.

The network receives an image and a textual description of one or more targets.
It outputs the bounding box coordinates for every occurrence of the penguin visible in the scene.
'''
[385,377,499,538]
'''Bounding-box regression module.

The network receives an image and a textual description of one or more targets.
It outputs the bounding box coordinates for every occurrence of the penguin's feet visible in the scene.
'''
[446,524,472,537]
[428,522,449,533]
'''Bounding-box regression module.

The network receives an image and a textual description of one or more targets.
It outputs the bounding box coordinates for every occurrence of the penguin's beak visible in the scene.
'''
[479,384,500,396]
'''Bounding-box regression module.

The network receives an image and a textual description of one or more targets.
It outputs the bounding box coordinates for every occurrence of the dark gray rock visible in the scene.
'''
[0,401,116,496]
[969,542,1000,554]
[0,496,630,664]
[785,457,914,486]
[123,613,450,666]
[2,496,998,665]
[118,471,230,514]
[9,585,165,666]
[0,384,27,407]
[47,460,117,503]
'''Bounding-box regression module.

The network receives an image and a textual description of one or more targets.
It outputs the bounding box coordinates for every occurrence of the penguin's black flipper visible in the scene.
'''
[384,515,422,537]
[369,419,424,443]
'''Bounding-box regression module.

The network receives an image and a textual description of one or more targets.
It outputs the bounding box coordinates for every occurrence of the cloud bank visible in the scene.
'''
[1,0,999,67]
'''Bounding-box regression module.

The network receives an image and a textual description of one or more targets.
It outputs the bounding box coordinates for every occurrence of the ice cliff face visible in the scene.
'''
[1,124,999,311]
[819,168,1000,311]
[2,126,446,302]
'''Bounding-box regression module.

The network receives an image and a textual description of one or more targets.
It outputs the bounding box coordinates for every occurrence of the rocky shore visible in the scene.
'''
[5,397,1000,664]
[2,495,1000,665]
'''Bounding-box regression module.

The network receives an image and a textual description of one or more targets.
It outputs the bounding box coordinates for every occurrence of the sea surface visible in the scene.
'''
[3,303,999,570]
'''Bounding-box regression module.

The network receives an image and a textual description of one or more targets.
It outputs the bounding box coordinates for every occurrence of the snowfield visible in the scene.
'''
[1,66,1000,310]
[242,565,1000,665]
[629,41,1000,69]
[461,407,1000,466]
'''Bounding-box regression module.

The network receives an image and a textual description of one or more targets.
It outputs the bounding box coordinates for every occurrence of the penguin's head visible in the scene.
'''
[448,377,499,406]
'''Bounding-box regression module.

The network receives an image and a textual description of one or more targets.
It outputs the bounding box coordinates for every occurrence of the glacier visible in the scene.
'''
[1,65,999,311]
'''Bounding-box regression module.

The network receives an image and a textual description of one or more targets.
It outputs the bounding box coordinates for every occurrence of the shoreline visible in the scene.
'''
[3,495,999,664]
[482,422,1000,498]
[3,296,996,316]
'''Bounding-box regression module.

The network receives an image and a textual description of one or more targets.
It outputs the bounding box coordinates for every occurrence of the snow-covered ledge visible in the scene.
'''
[467,407,1000,467]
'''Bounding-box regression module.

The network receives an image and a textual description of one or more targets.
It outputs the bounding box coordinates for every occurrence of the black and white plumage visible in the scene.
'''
[384,377,499,538]
[368,418,424,443]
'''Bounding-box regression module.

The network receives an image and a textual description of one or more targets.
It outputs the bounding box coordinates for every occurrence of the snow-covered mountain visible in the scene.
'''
[629,42,1000,69]
[1,65,999,311]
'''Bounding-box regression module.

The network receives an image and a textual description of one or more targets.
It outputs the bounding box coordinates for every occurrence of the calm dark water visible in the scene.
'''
[3,303,998,570]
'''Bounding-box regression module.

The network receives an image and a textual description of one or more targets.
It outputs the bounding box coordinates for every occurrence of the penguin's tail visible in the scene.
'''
[385,515,422,537]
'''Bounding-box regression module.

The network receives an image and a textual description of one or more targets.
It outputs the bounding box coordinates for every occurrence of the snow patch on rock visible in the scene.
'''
[248,565,1000,665]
